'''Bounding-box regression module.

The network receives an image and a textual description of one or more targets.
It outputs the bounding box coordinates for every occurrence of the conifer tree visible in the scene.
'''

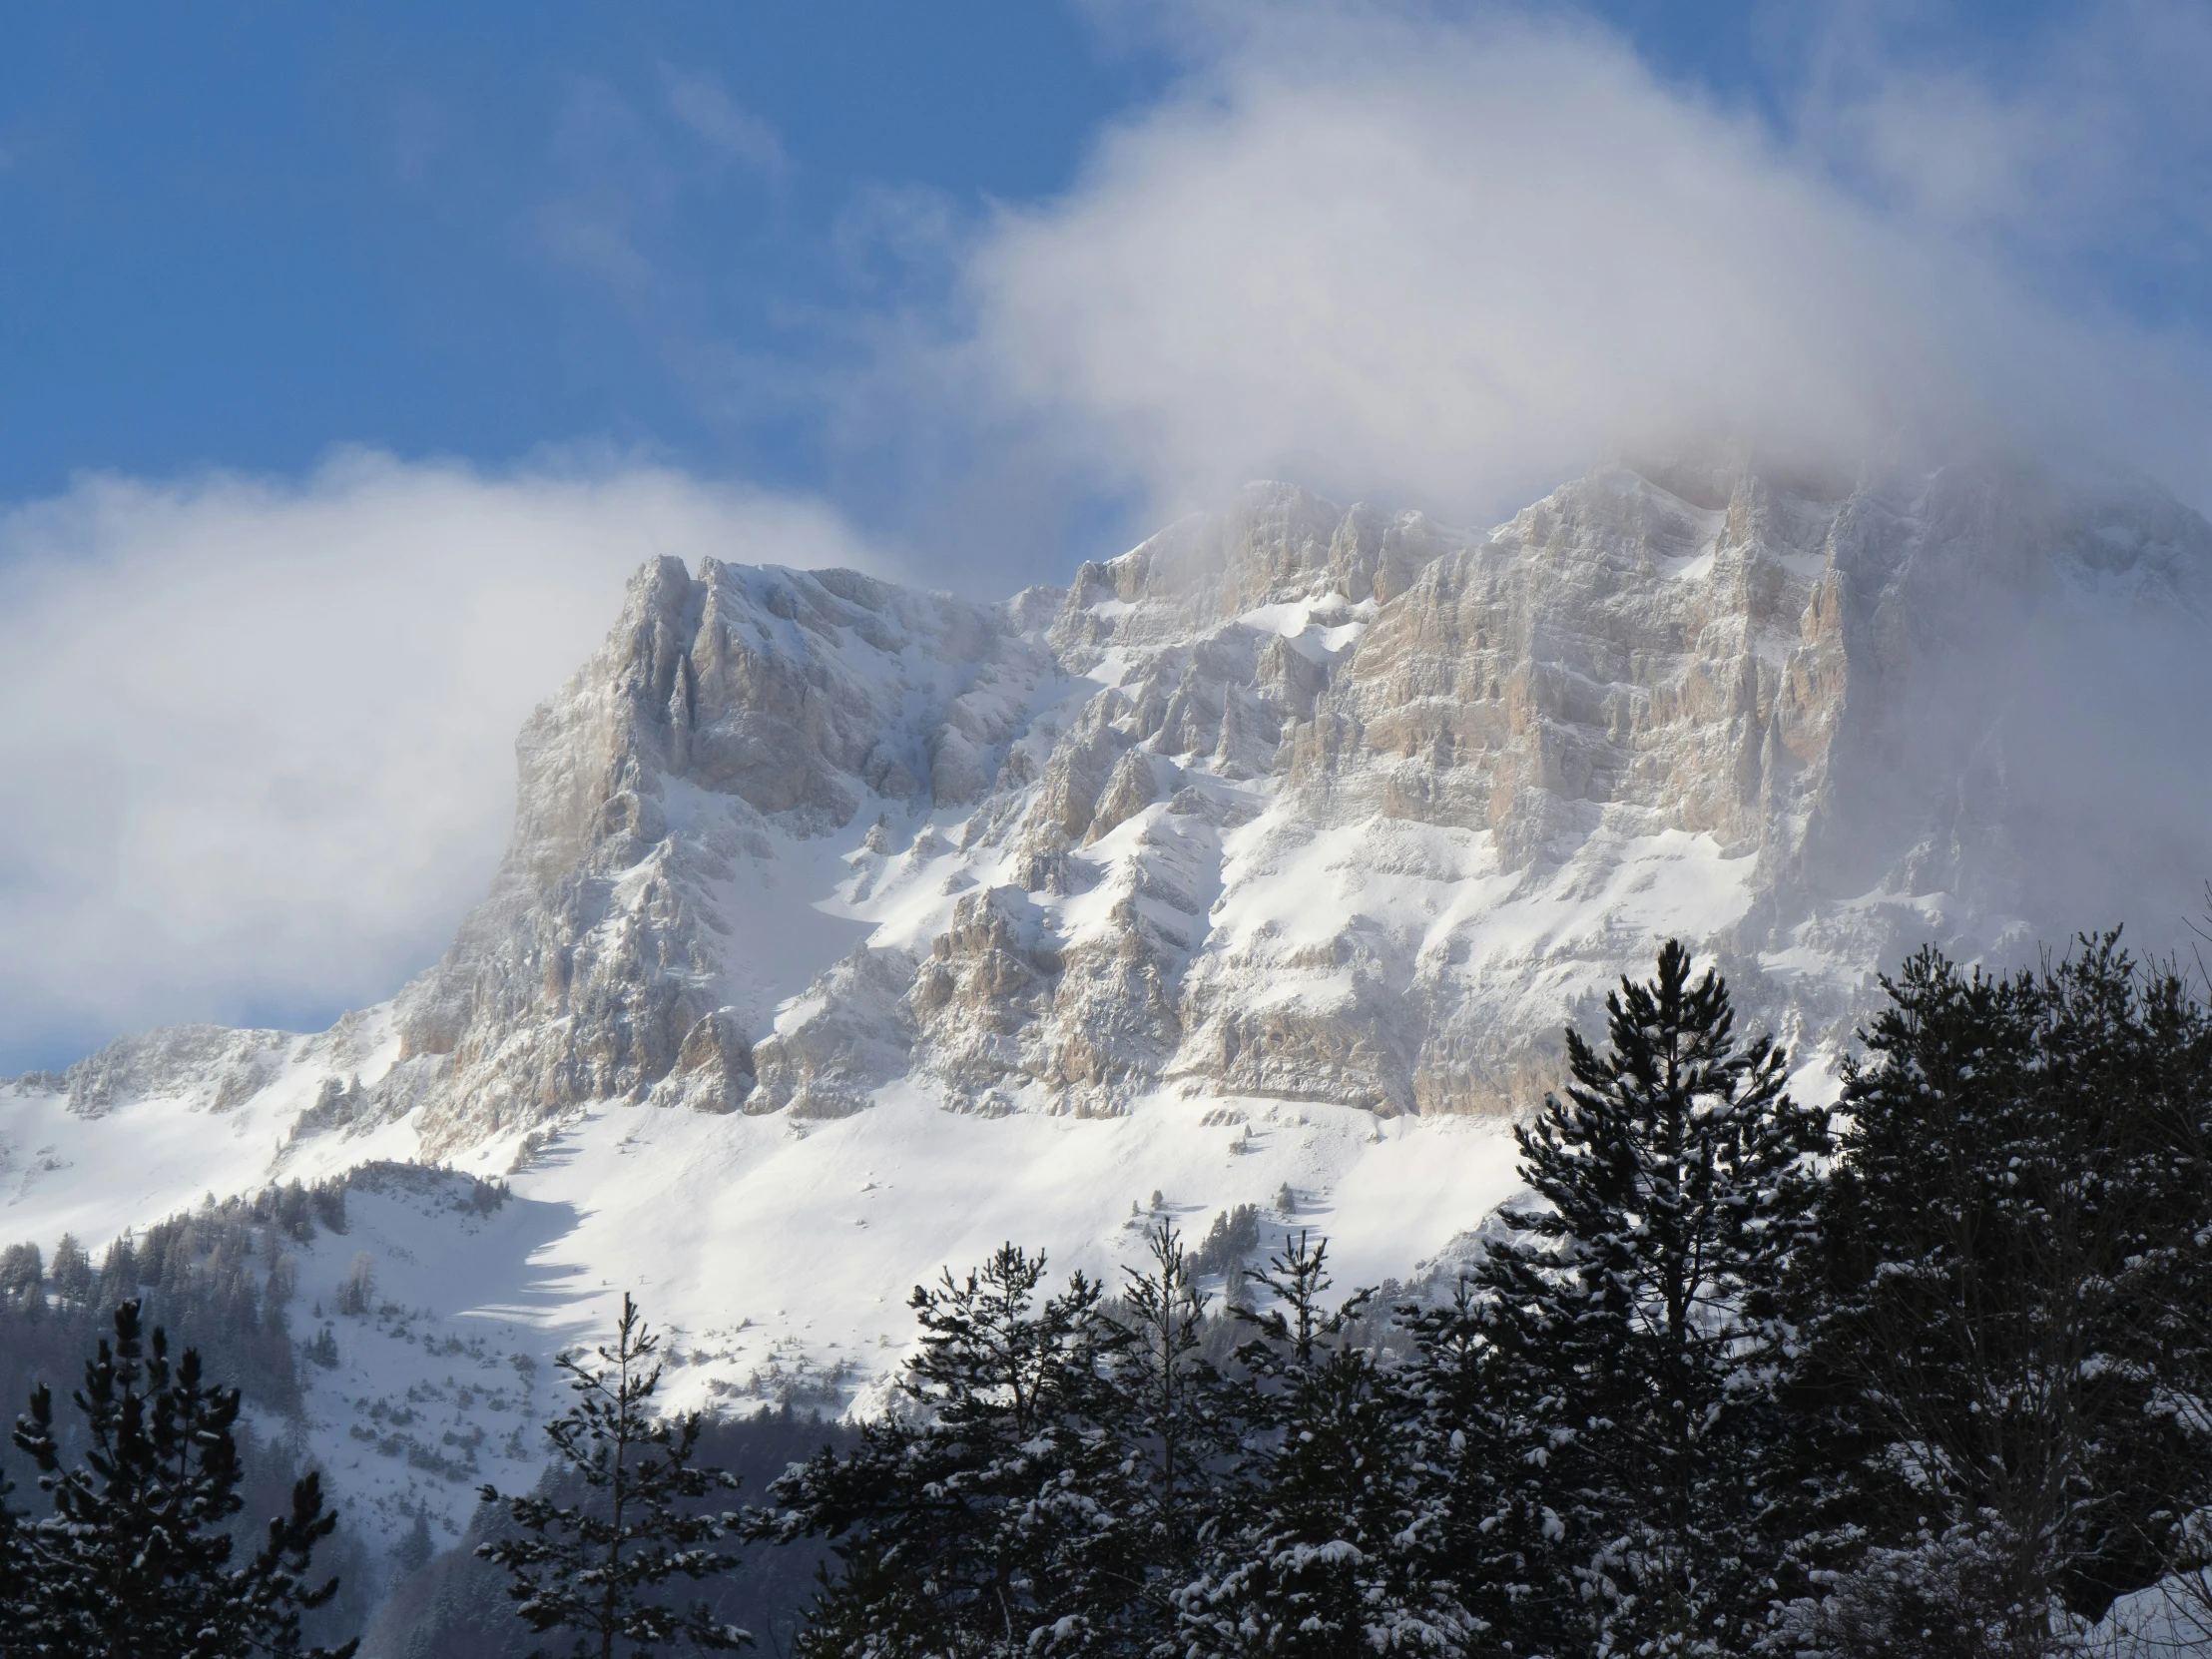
[1106,1223,1234,1648]
[0,1460,28,1653]
[49,1234,94,1306]
[1474,939,1830,1655]
[766,1244,1134,1657]
[478,1293,749,1659]
[0,1243,42,1302]
[1182,1232,1470,1658]
[1786,937,2212,1647]
[391,1504,435,1578]
[1391,1277,1568,1657]
[10,1297,355,1658]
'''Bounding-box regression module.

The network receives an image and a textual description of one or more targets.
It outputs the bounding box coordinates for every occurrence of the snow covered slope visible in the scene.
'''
[6,451,2211,1559]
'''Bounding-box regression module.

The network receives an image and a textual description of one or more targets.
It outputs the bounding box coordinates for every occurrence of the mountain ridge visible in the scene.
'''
[6,449,2210,1563]
[17,449,2212,1145]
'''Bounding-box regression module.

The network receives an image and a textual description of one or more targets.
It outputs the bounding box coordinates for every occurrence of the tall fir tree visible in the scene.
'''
[1783,937,2212,1650]
[765,1244,1135,1657]
[10,1298,355,1658]
[1105,1223,1235,1652]
[1473,939,1831,1656]
[48,1235,93,1307]
[1391,1276,1570,1658]
[1181,1232,1471,1658]
[478,1293,749,1659]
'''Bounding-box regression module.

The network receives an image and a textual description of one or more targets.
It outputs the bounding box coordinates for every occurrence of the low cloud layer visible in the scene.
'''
[952,3,2212,526]
[0,455,885,1071]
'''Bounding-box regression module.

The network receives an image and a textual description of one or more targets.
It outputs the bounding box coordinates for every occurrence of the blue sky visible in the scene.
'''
[4,0,2210,1068]
[13,0,2186,566]
[0,6,1158,511]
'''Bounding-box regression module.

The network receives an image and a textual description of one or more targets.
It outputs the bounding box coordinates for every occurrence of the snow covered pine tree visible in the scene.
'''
[8,1298,355,1658]
[765,1247,1132,1659]
[1179,1231,1472,1658]
[763,1244,1137,1657]
[1781,937,2212,1652]
[1106,1223,1236,1653]
[1391,1274,1570,1656]
[477,1293,750,1659]
[1471,939,1831,1655]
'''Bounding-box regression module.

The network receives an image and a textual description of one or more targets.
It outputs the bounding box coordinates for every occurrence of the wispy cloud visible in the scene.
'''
[907,1,2212,528]
[1799,0,2212,266]
[0,454,890,1072]
[663,68,789,181]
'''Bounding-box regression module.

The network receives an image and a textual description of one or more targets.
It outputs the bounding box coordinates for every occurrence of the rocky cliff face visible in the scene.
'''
[20,453,2212,1163]
[17,449,2207,1581]
[373,558,1051,1151]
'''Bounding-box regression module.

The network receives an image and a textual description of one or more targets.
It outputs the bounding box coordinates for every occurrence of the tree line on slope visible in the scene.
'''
[0,1167,511,1655]
[0,1176,349,1423]
[464,934,2212,1659]
[10,933,2211,1657]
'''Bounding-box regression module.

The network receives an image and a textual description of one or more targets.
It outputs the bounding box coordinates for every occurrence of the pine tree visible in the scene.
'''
[1785,937,2212,1649]
[1105,1222,1234,1649]
[766,1244,1135,1657]
[1182,1232,1470,1658]
[0,1458,30,1653]
[1474,939,1831,1656]
[49,1234,94,1306]
[10,1297,356,1658]
[1392,1277,1567,1657]
[391,1504,436,1578]
[0,1243,42,1302]
[478,1293,749,1659]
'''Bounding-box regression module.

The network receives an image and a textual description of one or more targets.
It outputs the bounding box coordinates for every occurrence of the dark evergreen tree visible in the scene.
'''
[1105,1223,1235,1650]
[477,1293,749,1659]
[0,1243,42,1302]
[1181,1232,1470,1658]
[765,1244,1135,1657]
[1391,1276,1569,1658]
[1773,1518,2044,1659]
[98,1235,139,1309]
[0,1458,30,1654]
[392,1504,436,1578]
[1188,1206,1261,1283]
[10,1298,355,1658]
[1784,937,2212,1650]
[1472,939,1831,1656]
[49,1234,94,1306]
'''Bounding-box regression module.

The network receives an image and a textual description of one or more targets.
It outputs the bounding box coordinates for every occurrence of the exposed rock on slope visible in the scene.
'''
[16,455,2212,1160]
[379,559,1052,1152]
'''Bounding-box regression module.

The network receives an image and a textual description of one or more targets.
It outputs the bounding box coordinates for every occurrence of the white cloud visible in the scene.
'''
[948,3,2212,526]
[663,69,788,180]
[1801,0,2212,258]
[0,453,889,1071]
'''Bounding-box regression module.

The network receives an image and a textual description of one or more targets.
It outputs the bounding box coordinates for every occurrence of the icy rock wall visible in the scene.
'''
[21,455,2212,1160]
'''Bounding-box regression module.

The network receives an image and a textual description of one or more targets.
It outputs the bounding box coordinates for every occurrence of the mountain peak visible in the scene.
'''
[7,455,2210,1538]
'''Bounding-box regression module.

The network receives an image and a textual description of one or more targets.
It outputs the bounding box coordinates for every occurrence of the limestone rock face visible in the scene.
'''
[28,459,2212,1160]
[35,1025,296,1117]
[380,556,1053,1154]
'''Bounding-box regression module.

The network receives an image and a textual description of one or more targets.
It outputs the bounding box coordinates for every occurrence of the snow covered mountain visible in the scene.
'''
[6,450,2211,1562]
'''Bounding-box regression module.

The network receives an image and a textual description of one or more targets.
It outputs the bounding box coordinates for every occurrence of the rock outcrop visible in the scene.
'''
[21,456,2212,1159]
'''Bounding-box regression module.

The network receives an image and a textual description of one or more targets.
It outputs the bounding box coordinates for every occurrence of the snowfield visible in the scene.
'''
[2,1060,1526,1555]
